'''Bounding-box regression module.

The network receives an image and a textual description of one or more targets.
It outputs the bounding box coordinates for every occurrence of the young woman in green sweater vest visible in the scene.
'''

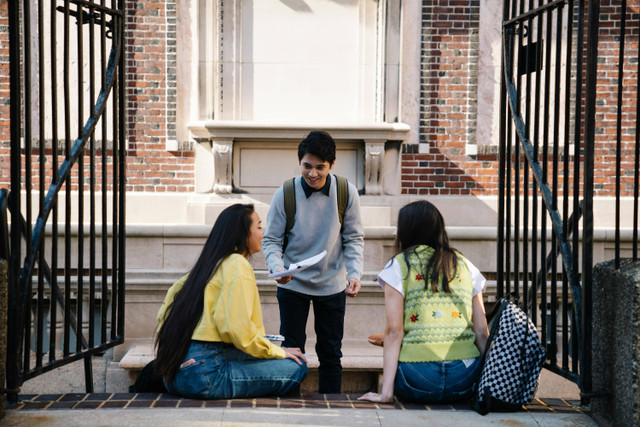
[359,200,490,403]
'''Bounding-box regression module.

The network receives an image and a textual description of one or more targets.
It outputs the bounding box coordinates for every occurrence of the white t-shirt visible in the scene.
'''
[377,256,486,297]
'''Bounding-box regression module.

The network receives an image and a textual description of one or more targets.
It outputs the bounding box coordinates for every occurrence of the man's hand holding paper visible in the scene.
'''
[269,250,327,284]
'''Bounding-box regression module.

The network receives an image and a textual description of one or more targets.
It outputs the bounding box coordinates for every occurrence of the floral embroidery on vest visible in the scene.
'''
[397,246,478,362]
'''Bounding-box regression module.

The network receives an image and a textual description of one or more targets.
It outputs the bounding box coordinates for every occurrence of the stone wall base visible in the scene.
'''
[592,258,640,427]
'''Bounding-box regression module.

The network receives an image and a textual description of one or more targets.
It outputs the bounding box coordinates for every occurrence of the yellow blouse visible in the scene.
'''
[157,253,285,360]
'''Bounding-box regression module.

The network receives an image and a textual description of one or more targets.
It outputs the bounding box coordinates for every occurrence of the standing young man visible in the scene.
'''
[262,131,365,394]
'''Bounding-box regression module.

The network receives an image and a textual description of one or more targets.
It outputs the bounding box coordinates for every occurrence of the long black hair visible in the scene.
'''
[154,203,255,382]
[395,200,458,293]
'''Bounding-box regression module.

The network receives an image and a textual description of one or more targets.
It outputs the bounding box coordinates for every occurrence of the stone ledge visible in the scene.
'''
[187,120,411,141]
[120,343,383,371]
[119,344,155,370]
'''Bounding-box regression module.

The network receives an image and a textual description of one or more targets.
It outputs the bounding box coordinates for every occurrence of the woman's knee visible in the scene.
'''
[287,359,309,383]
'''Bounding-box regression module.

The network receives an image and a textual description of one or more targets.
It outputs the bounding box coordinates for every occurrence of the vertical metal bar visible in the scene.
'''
[63,0,72,357]
[581,0,600,406]
[571,0,585,376]
[76,0,85,356]
[530,2,543,327]
[540,5,553,349]
[89,1,97,351]
[117,0,127,340]
[100,0,109,344]
[36,0,45,368]
[562,256,569,370]
[76,2,93,392]
[111,0,120,339]
[7,0,24,401]
[614,0,627,269]
[549,4,564,367]
[635,9,640,261]
[505,0,517,298]
[562,0,575,371]
[506,63,513,297]
[22,0,34,378]
[50,0,59,363]
[513,1,523,301]
[0,191,8,402]
[498,0,510,298]
[84,356,93,393]
[522,0,536,314]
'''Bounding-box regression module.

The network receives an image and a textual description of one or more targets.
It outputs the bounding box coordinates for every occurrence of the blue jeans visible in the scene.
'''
[277,287,346,393]
[164,341,308,399]
[393,357,482,403]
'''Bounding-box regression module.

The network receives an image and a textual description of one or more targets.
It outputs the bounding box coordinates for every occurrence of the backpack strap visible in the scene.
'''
[476,298,509,373]
[335,175,349,227]
[282,178,296,251]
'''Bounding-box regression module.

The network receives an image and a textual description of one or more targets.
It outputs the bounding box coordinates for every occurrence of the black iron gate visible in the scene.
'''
[3,0,126,401]
[499,0,640,405]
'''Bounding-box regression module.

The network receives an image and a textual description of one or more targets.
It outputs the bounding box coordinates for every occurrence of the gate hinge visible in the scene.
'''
[580,389,610,399]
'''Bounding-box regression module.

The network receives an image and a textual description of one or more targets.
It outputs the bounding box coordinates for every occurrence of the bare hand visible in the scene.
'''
[358,392,393,403]
[275,268,292,285]
[346,278,361,297]
[283,347,307,365]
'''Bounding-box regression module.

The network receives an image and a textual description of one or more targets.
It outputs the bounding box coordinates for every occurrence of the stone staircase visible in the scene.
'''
[101,193,586,394]
[17,193,629,398]
[111,269,389,394]
[116,341,384,394]
[110,271,503,394]
[107,194,502,393]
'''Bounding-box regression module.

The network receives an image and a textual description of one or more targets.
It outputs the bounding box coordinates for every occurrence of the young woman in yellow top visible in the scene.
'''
[154,204,307,399]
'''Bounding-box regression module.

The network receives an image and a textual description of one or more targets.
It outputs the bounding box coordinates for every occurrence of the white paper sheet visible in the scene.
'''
[267,250,327,278]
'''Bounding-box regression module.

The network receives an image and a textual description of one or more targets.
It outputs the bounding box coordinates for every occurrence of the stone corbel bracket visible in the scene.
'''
[364,140,385,195]
[188,121,410,195]
[192,138,214,193]
[212,139,233,194]
[191,136,234,195]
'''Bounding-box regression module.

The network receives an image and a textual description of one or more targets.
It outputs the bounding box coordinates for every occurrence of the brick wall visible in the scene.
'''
[125,0,193,192]
[0,1,193,192]
[404,0,500,196]
[0,1,637,198]
[401,0,639,197]
[592,0,639,196]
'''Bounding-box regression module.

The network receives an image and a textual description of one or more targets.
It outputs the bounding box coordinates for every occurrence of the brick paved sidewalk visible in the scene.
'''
[7,392,588,414]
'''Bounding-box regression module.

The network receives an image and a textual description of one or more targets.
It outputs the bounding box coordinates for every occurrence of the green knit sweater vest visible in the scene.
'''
[397,246,479,363]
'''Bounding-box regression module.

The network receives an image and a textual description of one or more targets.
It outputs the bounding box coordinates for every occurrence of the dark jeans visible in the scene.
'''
[277,287,346,394]
[164,341,308,399]
[393,357,482,403]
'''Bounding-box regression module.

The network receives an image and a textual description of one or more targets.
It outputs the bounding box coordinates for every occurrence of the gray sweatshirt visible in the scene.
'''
[262,175,365,296]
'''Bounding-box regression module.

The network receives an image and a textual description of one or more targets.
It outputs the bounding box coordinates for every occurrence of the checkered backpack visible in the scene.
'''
[472,298,546,414]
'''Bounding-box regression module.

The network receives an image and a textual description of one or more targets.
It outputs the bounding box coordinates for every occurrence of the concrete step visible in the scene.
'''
[119,343,383,371]
[118,343,384,394]
[115,343,579,398]
[18,344,579,400]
